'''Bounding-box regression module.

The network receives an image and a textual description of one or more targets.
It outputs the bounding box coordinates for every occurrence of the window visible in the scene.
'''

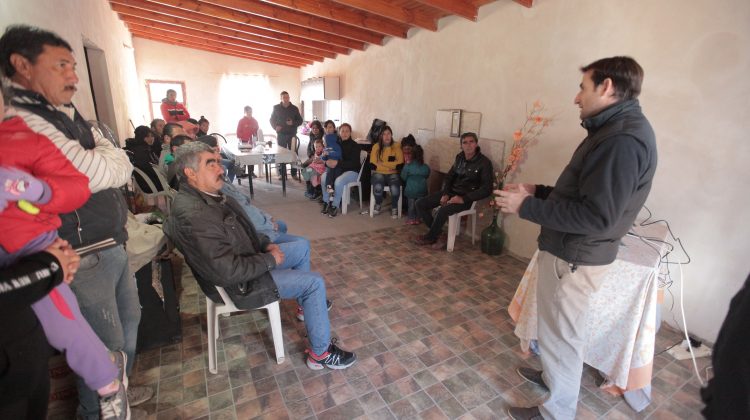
[146,80,186,121]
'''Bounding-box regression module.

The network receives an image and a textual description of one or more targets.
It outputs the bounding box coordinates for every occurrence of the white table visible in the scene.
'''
[223,143,296,197]
[508,223,668,396]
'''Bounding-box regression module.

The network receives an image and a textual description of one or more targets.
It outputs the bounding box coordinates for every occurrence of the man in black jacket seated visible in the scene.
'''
[415,132,493,248]
[496,56,657,420]
[164,142,355,370]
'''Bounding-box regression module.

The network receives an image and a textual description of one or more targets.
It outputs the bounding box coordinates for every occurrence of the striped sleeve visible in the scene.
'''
[15,108,133,193]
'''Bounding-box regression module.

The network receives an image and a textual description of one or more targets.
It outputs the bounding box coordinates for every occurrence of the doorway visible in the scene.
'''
[83,43,118,135]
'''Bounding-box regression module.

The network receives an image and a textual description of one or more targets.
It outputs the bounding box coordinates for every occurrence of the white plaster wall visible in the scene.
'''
[302,0,750,342]
[132,38,301,137]
[1,0,144,143]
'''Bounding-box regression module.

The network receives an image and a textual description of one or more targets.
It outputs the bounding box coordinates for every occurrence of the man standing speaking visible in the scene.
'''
[497,56,658,420]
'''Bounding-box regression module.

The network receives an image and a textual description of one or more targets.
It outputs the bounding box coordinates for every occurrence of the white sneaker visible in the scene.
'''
[100,381,130,420]
[391,208,398,219]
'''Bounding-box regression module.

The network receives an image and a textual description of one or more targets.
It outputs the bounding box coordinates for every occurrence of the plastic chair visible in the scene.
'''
[446,201,477,252]
[131,166,175,214]
[206,286,284,374]
[370,183,402,218]
[286,136,303,182]
[341,150,368,215]
[262,134,278,181]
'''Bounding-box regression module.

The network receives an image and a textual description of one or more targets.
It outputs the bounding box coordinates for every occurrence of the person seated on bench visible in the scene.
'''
[164,142,356,370]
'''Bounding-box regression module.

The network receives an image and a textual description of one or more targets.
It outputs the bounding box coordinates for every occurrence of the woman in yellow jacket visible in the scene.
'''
[370,126,404,217]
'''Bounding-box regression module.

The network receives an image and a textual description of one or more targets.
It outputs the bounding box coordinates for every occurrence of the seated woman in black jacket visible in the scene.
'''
[125,125,163,192]
[320,123,361,217]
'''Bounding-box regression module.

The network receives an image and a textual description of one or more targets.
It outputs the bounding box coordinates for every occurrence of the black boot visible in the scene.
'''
[328,206,338,218]
[321,202,329,214]
[314,185,323,201]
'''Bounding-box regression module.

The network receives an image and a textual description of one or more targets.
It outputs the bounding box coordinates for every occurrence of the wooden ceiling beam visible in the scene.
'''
[513,0,533,8]
[127,24,312,65]
[131,33,298,67]
[260,0,408,38]
[179,0,384,44]
[111,2,336,58]
[329,0,438,31]
[111,0,350,54]
[121,15,324,62]
[130,0,366,50]
[413,0,478,21]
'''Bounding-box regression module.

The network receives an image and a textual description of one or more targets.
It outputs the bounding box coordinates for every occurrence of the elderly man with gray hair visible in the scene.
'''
[164,142,356,370]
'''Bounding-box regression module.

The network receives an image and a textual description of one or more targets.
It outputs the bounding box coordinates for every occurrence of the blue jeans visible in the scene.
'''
[321,170,358,209]
[69,245,140,420]
[407,197,419,220]
[371,173,401,206]
[271,269,330,354]
[275,233,311,272]
[222,158,236,183]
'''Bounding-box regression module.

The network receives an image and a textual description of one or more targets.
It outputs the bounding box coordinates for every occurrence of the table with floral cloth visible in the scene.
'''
[508,223,668,395]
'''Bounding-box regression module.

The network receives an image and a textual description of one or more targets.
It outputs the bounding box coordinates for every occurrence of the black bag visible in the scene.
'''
[366,118,387,144]
[135,250,183,351]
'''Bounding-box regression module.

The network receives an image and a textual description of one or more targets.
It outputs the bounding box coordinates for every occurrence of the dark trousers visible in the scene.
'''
[416,191,473,241]
[0,324,53,420]
[325,166,342,193]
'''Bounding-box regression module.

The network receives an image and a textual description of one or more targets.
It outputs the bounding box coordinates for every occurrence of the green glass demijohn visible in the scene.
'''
[481,211,504,255]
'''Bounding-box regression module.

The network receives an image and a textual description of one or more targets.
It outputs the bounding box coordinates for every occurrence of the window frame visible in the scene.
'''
[146,79,187,121]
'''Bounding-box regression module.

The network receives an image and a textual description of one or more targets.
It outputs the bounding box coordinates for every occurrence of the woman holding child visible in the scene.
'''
[321,123,361,218]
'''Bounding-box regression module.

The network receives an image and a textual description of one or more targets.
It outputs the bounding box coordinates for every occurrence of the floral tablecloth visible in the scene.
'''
[508,224,667,391]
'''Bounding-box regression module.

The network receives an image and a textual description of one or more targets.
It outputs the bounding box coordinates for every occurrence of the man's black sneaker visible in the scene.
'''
[297,299,333,321]
[328,206,338,218]
[517,367,549,391]
[321,203,329,214]
[306,339,356,370]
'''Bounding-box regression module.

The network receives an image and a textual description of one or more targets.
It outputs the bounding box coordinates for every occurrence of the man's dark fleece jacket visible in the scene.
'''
[519,99,657,266]
[442,147,494,203]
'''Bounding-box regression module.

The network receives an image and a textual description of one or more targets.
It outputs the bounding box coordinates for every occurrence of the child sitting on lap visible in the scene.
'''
[301,138,326,200]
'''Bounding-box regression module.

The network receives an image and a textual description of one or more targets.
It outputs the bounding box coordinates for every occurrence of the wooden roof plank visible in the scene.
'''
[260,0,408,38]
[111,2,336,58]
[111,0,351,54]
[513,0,533,8]
[330,0,438,31]
[131,33,299,67]
[413,0,478,21]
[127,24,313,65]
[120,14,325,61]
[133,0,367,50]
[198,0,385,44]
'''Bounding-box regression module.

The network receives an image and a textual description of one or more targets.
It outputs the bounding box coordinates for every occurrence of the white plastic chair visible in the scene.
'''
[341,150,368,215]
[131,166,175,213]
[446,201,477,252]
[370,184,403,218]
[206,286,284,374]
[286,136,303,182]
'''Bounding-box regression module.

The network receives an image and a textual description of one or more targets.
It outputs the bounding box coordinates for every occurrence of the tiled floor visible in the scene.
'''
[129,220,707,419]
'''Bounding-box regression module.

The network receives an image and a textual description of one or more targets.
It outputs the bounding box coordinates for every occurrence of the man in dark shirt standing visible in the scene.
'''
[269,91,302,179]
[497,56,657,420]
